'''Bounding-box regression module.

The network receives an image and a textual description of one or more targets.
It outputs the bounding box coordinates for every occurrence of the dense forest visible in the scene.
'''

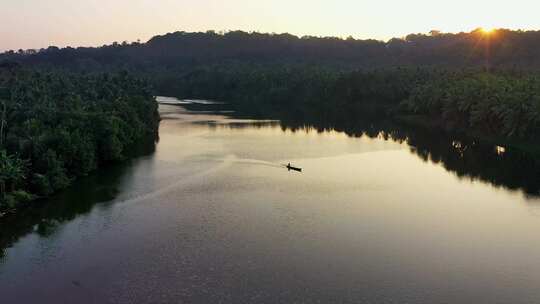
[0,65,159,211]
[3,28,540,72]
[170,66,540,150]
[3,29,540,140]
[2,28,540,210]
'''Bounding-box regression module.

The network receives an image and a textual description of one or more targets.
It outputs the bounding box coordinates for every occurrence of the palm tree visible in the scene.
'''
[0,87,8,147]
[0,150,26,197]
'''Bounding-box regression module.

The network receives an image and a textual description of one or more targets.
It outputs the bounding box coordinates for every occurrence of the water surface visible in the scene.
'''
[1,101,540,303]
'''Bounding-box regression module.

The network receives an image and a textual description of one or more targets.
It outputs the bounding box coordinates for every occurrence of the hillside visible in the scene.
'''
[3,29,540,72]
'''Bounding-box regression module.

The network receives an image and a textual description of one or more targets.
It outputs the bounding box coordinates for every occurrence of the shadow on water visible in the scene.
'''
[400,130,540,198]
[222,104,540,199]
[172,96,540,198]
[0,139,156,260]
[184,98,540,197]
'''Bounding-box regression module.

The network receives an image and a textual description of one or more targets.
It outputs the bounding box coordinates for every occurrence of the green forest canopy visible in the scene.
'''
[2,28,540,72]
[0,68,159,210]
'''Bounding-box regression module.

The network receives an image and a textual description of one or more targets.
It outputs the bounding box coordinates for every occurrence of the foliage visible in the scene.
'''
[402,71,540,139]
[0,150,27,198]
[3,29,540,73]
[169,65,540,144]
[0,68,159,210]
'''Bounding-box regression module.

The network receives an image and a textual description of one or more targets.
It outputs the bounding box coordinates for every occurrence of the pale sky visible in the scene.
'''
[1,0,540,51]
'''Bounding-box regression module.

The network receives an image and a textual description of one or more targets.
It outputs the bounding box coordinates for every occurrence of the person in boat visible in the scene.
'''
[286,163,302,172]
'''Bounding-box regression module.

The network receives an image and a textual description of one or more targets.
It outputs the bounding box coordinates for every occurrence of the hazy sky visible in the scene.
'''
[2,0,540,50]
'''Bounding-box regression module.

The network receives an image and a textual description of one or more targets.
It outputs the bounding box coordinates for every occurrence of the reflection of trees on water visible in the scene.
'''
[0,164,125,259]
[226,108,540,198]
[405,133,540,198]
[0,142,155,259]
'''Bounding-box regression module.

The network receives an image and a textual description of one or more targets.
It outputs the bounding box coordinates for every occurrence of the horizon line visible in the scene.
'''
[2,26,539,53]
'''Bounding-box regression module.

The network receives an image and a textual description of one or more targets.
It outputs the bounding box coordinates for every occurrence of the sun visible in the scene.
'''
[480,27,495,34]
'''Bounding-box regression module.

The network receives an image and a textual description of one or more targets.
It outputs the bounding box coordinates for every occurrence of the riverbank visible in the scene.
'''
[0,69,160,214]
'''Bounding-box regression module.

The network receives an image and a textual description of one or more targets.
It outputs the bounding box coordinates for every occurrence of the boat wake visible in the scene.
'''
[114,155,296,207]
[191,155,285,169]
[114,155,236,206]
[230,158,285,168]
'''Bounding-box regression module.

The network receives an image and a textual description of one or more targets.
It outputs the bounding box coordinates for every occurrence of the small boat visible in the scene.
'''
[286,163,302,172]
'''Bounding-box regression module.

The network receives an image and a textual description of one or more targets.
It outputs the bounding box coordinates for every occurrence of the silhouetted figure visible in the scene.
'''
[286,163,302,172]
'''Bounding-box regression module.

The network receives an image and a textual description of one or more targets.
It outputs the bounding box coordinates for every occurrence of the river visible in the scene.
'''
[1,99,540,303]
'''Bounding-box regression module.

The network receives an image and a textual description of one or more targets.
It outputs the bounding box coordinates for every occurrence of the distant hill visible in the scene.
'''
[3,29,540,72]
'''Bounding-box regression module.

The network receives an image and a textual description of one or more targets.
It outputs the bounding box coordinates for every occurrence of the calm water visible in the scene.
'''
[2,100,540,303]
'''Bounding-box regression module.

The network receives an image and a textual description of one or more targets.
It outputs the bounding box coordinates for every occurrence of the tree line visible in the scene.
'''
[3,28,540,74]
[0,66,159,211]
[170,65,540,149]
[3,29,540,143]
[401,71,540,141]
